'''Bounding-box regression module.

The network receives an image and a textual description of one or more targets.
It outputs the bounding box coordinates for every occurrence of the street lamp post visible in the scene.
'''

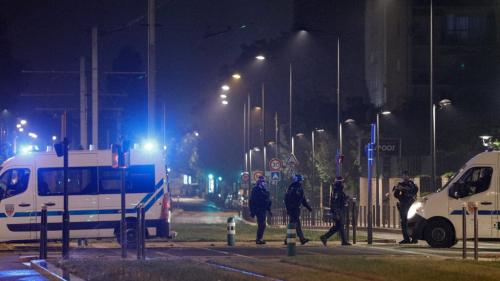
[375,110,391,227]
[336,38,342,177]
[432,99,452,189]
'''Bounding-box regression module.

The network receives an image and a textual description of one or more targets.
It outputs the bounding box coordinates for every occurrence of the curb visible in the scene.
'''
[30,259,84,281]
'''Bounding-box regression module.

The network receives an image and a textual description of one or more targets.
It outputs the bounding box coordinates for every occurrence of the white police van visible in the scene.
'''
[408,150,499,248]
[0,148,171,244]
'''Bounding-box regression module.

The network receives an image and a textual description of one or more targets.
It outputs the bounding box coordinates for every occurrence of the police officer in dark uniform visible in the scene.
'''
[393,171,419,244]
[320,176,351,246]
[249,176,272,244]
[284,174,312,245]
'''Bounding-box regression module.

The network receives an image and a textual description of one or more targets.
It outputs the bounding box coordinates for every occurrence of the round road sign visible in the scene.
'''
[269,158,283,171]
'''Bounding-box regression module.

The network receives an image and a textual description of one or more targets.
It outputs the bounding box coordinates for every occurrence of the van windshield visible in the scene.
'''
[437,165,465,192]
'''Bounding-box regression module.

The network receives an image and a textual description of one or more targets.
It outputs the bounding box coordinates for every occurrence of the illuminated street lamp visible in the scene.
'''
[232,73,241,79]
[431,98,452,189]
[220,94,227,99]
[255,55,266,61]
[222,100,228,105]
[20,119,27,125]
[375,110,391,227]
[221,85,230,91]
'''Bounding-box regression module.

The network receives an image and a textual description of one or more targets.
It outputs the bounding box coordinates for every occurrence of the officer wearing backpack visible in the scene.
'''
[284,174,312,245]
[249,176,272,244]
[320,176,351,246]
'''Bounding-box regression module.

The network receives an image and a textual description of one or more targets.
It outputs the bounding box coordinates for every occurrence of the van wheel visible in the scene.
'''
[116,224,137,249]
[424,219,455,248]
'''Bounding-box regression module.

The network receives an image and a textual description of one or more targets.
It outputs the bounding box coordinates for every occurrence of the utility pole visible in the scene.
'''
[92,27,99,149]
[147,0,157,138]
[274,112,279,158]
[80,57,88,149]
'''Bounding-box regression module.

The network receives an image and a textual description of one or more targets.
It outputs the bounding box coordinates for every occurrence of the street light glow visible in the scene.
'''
[255,55,266,60]
[221,100,228,105]
[316,129,325,132]
[439,99,452,107]
[28,132,38,139]
[296,133,305,137]
[20,119,27,125]
[16,124,21,128]
[194,131,199,137]
[344,118,355,124]
[220,94,227,99]
[18,127,24,132]
[221,85,230,91]
[232,73,241,79]
[52,135,57,141]
[381,111,391,115]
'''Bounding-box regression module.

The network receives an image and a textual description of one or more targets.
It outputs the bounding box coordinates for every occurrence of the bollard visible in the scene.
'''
[39,205,48,260]
[227,217,236,246]
[473,203,478,261]
[286,223,296,256]
[462,204,467,259]
[140,205,146,259]
[136,205,143,260]
[345,203,350,242]
[352,200,357,244]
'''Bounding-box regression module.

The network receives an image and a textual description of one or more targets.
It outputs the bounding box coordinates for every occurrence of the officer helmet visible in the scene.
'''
[402,170,410,181]
[294,174,304,182]
[257,175,266,184]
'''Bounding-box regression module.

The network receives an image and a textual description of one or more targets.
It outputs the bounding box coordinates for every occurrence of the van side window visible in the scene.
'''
[38,167,97,196]
[0,168,30,200]
[453,167,493,198]
[98,165,155,194]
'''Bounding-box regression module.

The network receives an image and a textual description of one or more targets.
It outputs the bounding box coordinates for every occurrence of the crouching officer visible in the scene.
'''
[249,176,272,245]
[320,176,351,246]
[284,174,312,245]
[393,171,418,244]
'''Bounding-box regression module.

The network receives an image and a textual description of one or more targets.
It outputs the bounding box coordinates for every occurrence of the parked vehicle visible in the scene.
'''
[0,148,171,244]
[408,150,499,247]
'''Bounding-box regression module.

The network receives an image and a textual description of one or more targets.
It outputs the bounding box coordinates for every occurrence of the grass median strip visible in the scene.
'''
[169,222,340,242]
[60,258,258,281]
[209,255,500,281]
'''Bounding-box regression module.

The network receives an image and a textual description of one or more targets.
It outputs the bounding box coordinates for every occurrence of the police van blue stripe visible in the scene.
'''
[450,209,500,215]
[2,179,165,218]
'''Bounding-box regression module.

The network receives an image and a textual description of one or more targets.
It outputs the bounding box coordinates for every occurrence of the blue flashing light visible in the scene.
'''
[20,145,33,154]
[218,176,222,181]
[142,139,158,152]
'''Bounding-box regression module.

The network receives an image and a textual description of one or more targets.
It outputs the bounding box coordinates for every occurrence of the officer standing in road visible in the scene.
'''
[249,176,272,245]
[393,171,419,244]
[284,174,312,245]
[320,176,351,246]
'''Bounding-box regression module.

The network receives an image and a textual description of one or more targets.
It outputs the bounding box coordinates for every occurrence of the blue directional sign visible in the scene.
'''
[270,171,281,182]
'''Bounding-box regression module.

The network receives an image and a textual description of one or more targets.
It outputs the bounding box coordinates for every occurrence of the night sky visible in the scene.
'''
[0,0,294,177]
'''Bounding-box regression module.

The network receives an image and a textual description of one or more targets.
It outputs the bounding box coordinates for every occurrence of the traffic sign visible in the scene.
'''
[286,153,299,167]
[241,172,250,183]
[269,158,283,171]
[253,170,264,182]
[270,171,281,182]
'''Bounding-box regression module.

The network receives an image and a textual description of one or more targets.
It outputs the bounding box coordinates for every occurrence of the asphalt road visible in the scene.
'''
[171,197,239,224]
